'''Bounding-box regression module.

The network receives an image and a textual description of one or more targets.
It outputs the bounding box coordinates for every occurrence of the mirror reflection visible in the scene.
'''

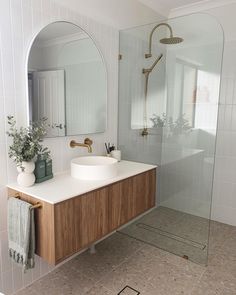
[28,21,107,137]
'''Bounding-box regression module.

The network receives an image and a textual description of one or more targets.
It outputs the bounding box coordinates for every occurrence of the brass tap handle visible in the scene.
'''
[84,138,93,146]
[70,138,93,153]
[70,140,77,148]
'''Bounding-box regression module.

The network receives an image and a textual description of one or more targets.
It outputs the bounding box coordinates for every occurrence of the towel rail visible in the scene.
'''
[11,194,42,209]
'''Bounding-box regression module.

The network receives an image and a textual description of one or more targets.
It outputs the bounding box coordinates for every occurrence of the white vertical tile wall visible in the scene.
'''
[195,3,236,226]
[211,39,236,226]
[0,0,119,293]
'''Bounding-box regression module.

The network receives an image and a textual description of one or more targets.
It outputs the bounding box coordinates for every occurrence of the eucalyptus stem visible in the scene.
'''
[6,116,51,166]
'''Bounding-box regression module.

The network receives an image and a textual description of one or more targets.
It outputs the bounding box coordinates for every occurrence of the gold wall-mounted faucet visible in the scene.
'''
[70,138,93,153]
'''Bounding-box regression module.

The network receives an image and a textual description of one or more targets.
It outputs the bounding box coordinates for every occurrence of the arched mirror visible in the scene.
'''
[28,21,107,137]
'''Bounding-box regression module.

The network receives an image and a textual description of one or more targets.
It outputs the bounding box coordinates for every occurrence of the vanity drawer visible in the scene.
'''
[54,188,109,263]
[108,169,156,231]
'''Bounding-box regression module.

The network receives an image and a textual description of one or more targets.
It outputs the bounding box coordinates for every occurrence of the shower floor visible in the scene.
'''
[118,206,209,265]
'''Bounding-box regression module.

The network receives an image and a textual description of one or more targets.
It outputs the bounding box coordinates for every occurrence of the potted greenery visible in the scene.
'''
[7,116,50,187]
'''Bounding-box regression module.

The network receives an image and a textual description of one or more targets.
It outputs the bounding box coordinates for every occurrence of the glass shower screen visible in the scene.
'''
[118,13,223,265]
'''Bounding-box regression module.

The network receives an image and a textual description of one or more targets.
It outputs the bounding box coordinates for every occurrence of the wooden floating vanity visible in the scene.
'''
[7,161,156,265]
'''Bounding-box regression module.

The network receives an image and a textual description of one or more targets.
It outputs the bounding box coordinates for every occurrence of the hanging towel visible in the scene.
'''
[7,197,35,271]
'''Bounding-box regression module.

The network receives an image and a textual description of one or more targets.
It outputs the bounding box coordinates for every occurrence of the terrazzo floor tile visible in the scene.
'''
[84,283,114,295]
[14,207,236,295]
[164,213,209,243]
[118,222,158,244]
[99,244,204,295]
[14,288,38,295]
[143,261,202,295]
[208,221,236,254]
[20,266,93,295]
[208,240,236,276]
[191,267,236,295]
[74,233,144,281]
[97,245,165,293]
[134,207,185,230]
[119,206,210,265]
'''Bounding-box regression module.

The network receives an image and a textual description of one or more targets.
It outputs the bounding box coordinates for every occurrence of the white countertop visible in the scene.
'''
[7,160,157,204]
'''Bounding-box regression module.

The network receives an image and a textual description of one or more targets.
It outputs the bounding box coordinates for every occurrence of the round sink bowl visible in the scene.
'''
[71,156,118,180]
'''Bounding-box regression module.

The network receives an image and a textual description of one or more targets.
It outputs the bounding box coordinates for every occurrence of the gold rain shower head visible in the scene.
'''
[145,22,183,58]
[160,36,183,44]
[141,23,183,137]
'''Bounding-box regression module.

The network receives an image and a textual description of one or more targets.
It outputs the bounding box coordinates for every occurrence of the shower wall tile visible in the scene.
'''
[213,181,236,208]
[216,131,236,157]
[0,0,118,293]
[214,157,236,182]
[2,270,13,295]
[22,269,33,288]
[0,188,7,232]
[0,231,12,273]
[212,38,236,226]
[12,266,23,293]
[0,275,2,293]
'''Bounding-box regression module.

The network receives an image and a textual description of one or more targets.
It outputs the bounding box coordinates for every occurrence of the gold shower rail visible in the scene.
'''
[11,194,42,209]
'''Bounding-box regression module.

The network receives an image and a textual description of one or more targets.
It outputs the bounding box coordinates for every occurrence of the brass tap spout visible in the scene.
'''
[70,138,93,153]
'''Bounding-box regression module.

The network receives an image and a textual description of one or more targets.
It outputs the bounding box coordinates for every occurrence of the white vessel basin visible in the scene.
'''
[71,156,118,180]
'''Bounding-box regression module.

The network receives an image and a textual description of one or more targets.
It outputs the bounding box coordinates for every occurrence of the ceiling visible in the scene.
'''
[55,0,164,29]
[138,0,207,15]
[54,0,236,29]
[138,0,236,16]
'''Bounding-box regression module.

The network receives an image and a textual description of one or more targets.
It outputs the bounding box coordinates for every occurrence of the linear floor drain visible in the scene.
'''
[136,223,206,250]
[117,285,140,294]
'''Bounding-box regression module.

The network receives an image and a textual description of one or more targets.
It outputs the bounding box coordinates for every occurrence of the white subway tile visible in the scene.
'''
[40,259,49,277]
[219,78,226,104]
[22,0,33,51]
[31,0,42,13]
[12,265,23,292]
[41,0,51,16]
[0,231,12,273]
[225,78,234,105]
[2,269,13,295]
[0,272,3,294]
[22,268,32,288]
[0,188,7,232]
[211,203,236,226]
[214,156,236,182]
[231,105,236,131]
[212,180,234,207]
[32,255,40,281]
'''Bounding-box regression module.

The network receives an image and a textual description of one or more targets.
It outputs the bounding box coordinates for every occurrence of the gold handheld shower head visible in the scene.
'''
[145,23,183,58]
[142,54,163,75]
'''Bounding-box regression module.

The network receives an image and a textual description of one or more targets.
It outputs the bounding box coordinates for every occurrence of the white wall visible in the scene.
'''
[158,13,223,219]
[167,2,236,226]
[204,3,236,226]
[0,0,119,294]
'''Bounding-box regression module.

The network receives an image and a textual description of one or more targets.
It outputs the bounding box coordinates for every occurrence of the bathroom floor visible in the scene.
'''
[119,207,209,265]
[15,216,236,295]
